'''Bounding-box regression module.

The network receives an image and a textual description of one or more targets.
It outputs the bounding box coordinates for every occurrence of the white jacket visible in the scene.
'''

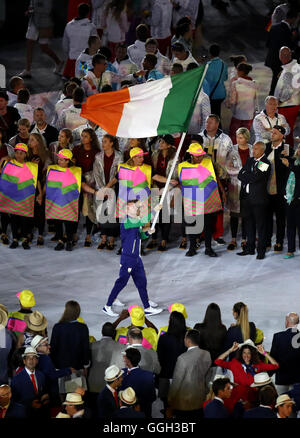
[173,52,198,71]
[151,0,172,39]
[14,103,34,124]
[75,50,93,78]
[230,77,258,120]
[253,110,290,143]
[62,18,98,60]
[127,40,146,67]
[274,59,300,107]
[200,129,233,169]
[188,90,211,134]
[58,105,87,131]
[104,9,129,43]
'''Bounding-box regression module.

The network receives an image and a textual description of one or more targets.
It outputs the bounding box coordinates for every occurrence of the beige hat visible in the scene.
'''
[63,393,84,405]
[275,394,295,408]
[25,311,48,331]
[56,412,71,418]
[250,372,272,387]
[0,308,8,328]
[31,335,48,350]
[119,387,137,405]
[22,346,38,358]
[104,365,124,383]
[239,339,257,349]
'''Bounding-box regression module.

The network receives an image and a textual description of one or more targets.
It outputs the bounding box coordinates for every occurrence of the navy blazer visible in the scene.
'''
[288,384,300,412]
[50,321,90,370]
[37,354,71,398]
[97,386,118,419]
[121,367,156,416]
[270,328,300,385]
[224,323,256,360]
[11,368,46,407]
[5,401,26,418]
[114,407,146,419]
[204,399,229,419]
[243,406,276,419]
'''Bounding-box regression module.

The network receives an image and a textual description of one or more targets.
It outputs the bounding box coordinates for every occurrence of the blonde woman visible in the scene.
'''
[9,118,31,149]
[223,302,256,359]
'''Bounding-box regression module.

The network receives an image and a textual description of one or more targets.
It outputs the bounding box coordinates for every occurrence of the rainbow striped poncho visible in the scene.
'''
[178,158,222,216]
[45,164,82,222]
[0,159,38,217]
[116,163,152,224]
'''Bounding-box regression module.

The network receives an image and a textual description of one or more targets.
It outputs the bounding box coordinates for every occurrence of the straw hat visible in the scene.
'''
[239,339,257,349]
[250,372,272,387]
[0,308,8,328]
[63,393,84,405]
[275,394,295,408]
[56,412,71,418]
[25,311,48,331]
[104,365,124,383]
[128,305,145,326]
[119,387,137,405]
[31,335,48,350]
[17,290,35,308]
[22,346,38,358]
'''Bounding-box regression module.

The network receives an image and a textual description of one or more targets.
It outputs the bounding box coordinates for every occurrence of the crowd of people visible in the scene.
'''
[1,291,300,419]
[1,0,300,421]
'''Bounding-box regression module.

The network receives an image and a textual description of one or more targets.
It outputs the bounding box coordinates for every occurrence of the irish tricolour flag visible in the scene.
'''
[81,66,206,138]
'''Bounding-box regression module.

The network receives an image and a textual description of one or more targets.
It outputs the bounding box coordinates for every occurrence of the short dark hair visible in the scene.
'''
[186,62,199,71]
[212,378,231,396]
[145,38,158,47]
[208,114,220,124]
[120,80,133,88]
[172,63,183,73]
[65,82,78,97]
[102,322,116,338]
[127,327,143,342]
[69,77,82,87]
[101,84,113,93]
[209,44,220,57]
[191,134,203,144]
[99,47,112,62]
[259,385,277,406]
[78,3,90,19]
[0,91,9,101]
[92,53,107,67]
[9,76,24,91]
[136,24,149,42]
[144,54,157,68]
[125,347,141,367]
[88,35,100,47]
[237,62,252,75]
[17,88,30,104]
[73,86,85,103]
[185,329,200,346]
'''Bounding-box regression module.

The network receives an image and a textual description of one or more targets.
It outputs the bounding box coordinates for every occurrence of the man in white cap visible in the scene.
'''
[276,394,295,418]
[11,346,49,417]
[97,365,123,418]
[114,387,145,418]
[31,335,74,407]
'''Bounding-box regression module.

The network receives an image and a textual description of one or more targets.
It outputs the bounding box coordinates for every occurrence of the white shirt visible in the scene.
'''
[62,18,98,60]
[58,105,87,131]
[151,0,173,39]
[127,40,146,67]
[14,103,34,124]
[25,367,38,391]
[173,52,199,72]
[214,396,224,404]
[187,346,198,351]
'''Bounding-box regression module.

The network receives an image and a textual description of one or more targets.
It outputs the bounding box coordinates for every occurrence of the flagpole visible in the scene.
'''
[150,63,209,231]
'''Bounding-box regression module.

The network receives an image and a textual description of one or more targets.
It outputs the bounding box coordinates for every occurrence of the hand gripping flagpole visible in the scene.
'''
[150,63,209,231]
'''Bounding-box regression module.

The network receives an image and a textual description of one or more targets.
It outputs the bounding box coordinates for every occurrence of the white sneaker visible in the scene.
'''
[102,305,119,317]
[144,306,163,315]
[148,300,158,308]
[113,298,125,306]
[19,69,32,78]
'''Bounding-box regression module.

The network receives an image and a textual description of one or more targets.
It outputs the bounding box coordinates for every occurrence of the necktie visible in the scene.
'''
[113,391,119,407]
[30,373,38,395]
[0,407,7,418]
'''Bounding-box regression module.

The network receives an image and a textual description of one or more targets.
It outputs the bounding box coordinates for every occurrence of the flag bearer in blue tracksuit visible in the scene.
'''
[102,200,163,317]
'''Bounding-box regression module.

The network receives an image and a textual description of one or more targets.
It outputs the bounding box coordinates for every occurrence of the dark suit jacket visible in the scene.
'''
[224,322,257,360]
[121,367,156,416]
[270,328,300,385]
[37,353,71,399]
[50,321,90,369]
[11,368,46,407]
[30,123,59,147]
[288,384,300,411]
[114,407,146,419]
[157,333,186,378]
[204,399,229,418]
[243,406,277,418]
[97,385,118,419]
[238,155,271,204]
[5,401,26,418]
[265,141,291,196]
[265,21,294,70]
